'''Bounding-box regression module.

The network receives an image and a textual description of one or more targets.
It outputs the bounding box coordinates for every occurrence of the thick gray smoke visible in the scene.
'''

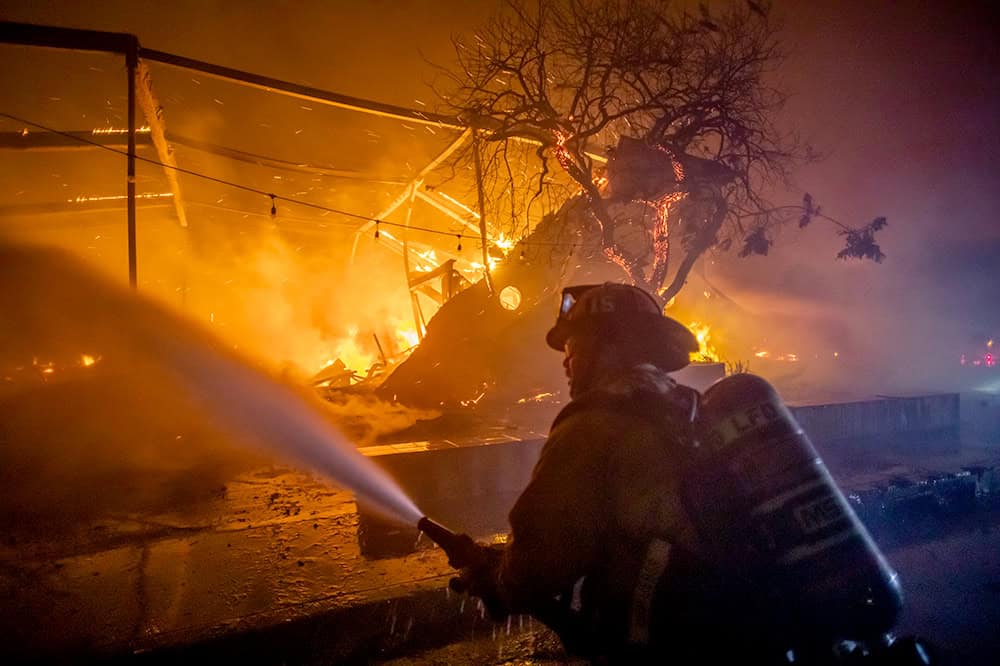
[0,242,422,546]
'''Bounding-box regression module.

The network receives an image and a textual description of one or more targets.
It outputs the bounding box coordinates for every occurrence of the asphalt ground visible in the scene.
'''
[379,511,1000,665]
[2,447,999,664]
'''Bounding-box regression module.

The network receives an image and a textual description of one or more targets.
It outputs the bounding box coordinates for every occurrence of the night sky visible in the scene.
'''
[1,0,997,394]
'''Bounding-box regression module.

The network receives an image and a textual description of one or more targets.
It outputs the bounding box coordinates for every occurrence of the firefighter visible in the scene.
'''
[456,282,732,662]
[453,282,922,664]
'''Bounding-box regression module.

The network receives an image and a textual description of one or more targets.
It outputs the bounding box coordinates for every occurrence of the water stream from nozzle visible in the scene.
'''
[166,333,424,525]
[0,243,423,528]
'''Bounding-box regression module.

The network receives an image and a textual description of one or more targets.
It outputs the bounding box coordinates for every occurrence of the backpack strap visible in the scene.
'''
[627,537,674,645]
[552,382,700,437]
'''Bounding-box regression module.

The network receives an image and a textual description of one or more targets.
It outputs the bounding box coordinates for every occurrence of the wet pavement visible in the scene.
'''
[379,511,1000,665]
[1,465,454,661]
[2,445,999,664]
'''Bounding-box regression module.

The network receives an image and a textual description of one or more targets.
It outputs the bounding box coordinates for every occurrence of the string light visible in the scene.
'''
[0,111,596,250]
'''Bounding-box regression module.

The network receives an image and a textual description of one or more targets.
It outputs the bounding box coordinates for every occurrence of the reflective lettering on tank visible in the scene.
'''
[707,400,795,450]
[778,526,856,565]
[751,475,827,516]
[792,493,844,534]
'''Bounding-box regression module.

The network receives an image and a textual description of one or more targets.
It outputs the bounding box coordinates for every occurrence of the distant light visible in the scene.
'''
[91,126,150,135]
[68,192,172,204]
[499,285,522,311]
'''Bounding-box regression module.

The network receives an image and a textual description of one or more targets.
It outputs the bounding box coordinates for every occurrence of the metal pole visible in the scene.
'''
[400,182,426,340]
[126,38,138,288]
[138,48,459,129]
[472,132,493,295]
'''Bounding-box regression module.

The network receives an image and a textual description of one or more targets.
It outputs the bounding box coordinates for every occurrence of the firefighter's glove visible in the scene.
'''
[449,543,508,621]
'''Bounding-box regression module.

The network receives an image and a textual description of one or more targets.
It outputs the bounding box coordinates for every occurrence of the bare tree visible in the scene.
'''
[379,0,887,406]
[436,0,886,303]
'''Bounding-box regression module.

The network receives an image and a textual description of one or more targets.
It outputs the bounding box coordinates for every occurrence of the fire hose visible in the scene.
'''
[417,516,935,664]
[417,516,591,653]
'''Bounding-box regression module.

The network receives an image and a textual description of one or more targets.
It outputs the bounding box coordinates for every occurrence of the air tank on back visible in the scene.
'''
[686,373,903,642]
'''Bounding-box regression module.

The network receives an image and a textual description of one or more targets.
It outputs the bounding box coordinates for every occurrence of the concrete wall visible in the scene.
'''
[357,437,544,554]
[357,391,963,555]
[960,391,1000,446]
[790,393,961,455]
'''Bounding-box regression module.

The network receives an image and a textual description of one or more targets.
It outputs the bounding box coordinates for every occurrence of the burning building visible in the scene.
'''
[2,3,1000,662]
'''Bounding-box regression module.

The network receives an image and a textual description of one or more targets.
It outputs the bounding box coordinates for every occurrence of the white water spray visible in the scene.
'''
[162,335,423,524]
[0,242,422,527]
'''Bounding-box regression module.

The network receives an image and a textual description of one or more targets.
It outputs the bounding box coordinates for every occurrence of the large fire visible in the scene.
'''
[687,321,721,363]
[317,323,421,383]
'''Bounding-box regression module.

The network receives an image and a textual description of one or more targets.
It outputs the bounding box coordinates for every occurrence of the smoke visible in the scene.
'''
[690,224,1000,402]
[323,392,440,446]
[135,214,420,379]
[0,43,449,546]
[0,241,425,547]
[1,0,995,422]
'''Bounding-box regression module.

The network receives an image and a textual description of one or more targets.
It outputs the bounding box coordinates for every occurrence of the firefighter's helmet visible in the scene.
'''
[546,283,697,371]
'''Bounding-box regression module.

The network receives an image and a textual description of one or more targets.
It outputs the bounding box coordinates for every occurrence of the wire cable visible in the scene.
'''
[0,110,586,248]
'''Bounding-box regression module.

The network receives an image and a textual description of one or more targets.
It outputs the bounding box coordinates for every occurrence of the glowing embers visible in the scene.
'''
[68,192,174,204]
[516,391,556,404]
[2,354,102,385]
[648,191,685,283]
[602,244,635,278]
[753,350,800,362]
[458,389,487,408]
[91,126,151,135]
[498,285,522,311]
[553,130,574,174]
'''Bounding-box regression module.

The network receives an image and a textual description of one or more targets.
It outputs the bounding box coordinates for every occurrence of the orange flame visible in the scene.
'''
[688,321,721,363]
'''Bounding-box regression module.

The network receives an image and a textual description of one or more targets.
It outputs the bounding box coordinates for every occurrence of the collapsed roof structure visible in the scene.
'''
[0,22,584,394]
[0,21,729,409]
